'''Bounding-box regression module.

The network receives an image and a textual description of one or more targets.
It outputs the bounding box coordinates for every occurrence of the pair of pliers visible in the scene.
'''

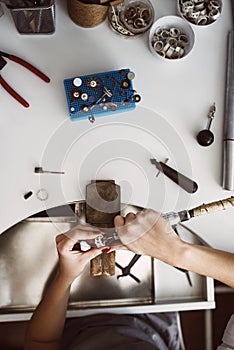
[0,50,50,108]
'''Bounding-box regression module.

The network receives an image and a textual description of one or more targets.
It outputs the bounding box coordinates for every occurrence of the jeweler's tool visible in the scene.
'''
[197,103,215,146]
[223,29,234,190]
[34,167,65,174]
[0,50,50,107]
[163,196,234,226]
[150,158,198,194]
[72,197,234,250]
[116,254,141,283]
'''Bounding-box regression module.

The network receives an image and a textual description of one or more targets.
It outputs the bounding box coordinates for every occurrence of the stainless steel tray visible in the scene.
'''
[0,203,214,321]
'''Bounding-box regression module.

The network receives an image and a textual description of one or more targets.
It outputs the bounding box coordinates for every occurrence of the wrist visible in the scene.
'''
[162,237,189,268]
[56,270,76,288]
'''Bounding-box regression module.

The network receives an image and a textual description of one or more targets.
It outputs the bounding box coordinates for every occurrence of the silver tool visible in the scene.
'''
[34,166,65,174]
[196,103,215,147]
[223,30,234,190]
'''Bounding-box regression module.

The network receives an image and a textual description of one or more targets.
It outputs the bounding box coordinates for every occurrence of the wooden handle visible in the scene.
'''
[191,196,234,217]
[158,161,198,194]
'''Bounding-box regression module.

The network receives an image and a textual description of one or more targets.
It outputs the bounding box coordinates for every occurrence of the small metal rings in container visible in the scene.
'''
[178,0,222,26]
[108,0,154,38]
[149,16,195,60]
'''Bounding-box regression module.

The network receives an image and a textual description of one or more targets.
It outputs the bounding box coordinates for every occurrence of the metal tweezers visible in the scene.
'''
[0,50,50,107]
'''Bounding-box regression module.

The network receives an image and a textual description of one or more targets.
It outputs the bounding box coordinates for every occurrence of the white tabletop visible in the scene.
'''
[0,0,233,252]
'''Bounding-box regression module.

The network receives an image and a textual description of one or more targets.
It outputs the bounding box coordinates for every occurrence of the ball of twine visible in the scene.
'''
[67,0,109,27]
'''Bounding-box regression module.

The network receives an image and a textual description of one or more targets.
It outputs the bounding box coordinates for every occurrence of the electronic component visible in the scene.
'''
[64,68,140,122]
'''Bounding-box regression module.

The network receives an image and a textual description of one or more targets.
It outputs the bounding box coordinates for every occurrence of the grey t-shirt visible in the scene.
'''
[217,315,234,350]
[62,312,181,350]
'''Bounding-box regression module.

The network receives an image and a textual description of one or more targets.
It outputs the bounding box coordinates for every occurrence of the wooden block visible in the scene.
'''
[86,180,120,277]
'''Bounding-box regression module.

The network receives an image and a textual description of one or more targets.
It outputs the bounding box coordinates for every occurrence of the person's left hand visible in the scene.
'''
[56,224,106,284]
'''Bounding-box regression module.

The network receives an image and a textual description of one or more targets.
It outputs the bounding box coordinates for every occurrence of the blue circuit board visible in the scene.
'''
[63,68,141,122]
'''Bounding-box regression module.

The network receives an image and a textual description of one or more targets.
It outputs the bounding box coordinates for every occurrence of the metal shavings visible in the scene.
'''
[151,26,189,59]
[179,0,222,26]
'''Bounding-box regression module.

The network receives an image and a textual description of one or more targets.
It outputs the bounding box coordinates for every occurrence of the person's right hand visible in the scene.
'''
[114,209,184,265]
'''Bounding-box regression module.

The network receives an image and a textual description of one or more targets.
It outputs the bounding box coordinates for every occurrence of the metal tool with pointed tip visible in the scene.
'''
[150,159,198,193]
[34,167,65,174]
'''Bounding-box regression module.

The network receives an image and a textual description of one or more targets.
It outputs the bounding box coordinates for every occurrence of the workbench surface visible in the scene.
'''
[0,0,233,255]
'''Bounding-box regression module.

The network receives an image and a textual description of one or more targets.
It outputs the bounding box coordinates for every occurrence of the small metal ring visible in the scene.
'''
[165,46,175,58]
[209,0,221,10]
[134,18,146,28]
[179,34,189,44]
[209,9,220,20]
[162,43,170,53]
[170,27,180,37]
[161,29,170,38]
[196,15,208,25]
[36,189,49,201]
[153,40,164,51]
[168,37,178,48]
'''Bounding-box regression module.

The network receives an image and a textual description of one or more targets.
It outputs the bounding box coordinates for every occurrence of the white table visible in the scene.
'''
[0,0,233,256]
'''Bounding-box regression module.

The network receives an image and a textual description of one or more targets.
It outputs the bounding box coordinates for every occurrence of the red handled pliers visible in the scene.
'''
[0,50,50,108]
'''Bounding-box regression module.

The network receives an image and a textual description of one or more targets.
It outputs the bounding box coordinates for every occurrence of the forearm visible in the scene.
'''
[171,241,234,288]
[25,272,71,348]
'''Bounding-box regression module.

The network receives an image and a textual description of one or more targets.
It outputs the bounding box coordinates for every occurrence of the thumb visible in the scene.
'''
[114,215,126,241]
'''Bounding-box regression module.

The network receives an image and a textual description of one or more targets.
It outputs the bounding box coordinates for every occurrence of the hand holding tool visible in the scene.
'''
[0,50,50,107]
[150,158,198,193]
[197,103,215,146]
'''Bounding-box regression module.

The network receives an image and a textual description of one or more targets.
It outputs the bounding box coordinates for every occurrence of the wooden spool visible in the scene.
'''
[67,0,109,28]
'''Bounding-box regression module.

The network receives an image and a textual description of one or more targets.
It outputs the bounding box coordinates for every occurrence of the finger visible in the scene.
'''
[56,233,66,244]
[64,229,102,242]
[125,212,136,224]
[114,215,125,228]
[82,247,103,261]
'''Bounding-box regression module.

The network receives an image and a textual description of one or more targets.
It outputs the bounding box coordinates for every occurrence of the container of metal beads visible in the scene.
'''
[178,0,222,26]
[108,0,155,38]
[149,16,195,60]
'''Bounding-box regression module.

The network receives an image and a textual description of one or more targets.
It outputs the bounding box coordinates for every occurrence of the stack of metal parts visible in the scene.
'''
[179,0,222,26]
[108,0,154,37]
[151,26,189,59]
